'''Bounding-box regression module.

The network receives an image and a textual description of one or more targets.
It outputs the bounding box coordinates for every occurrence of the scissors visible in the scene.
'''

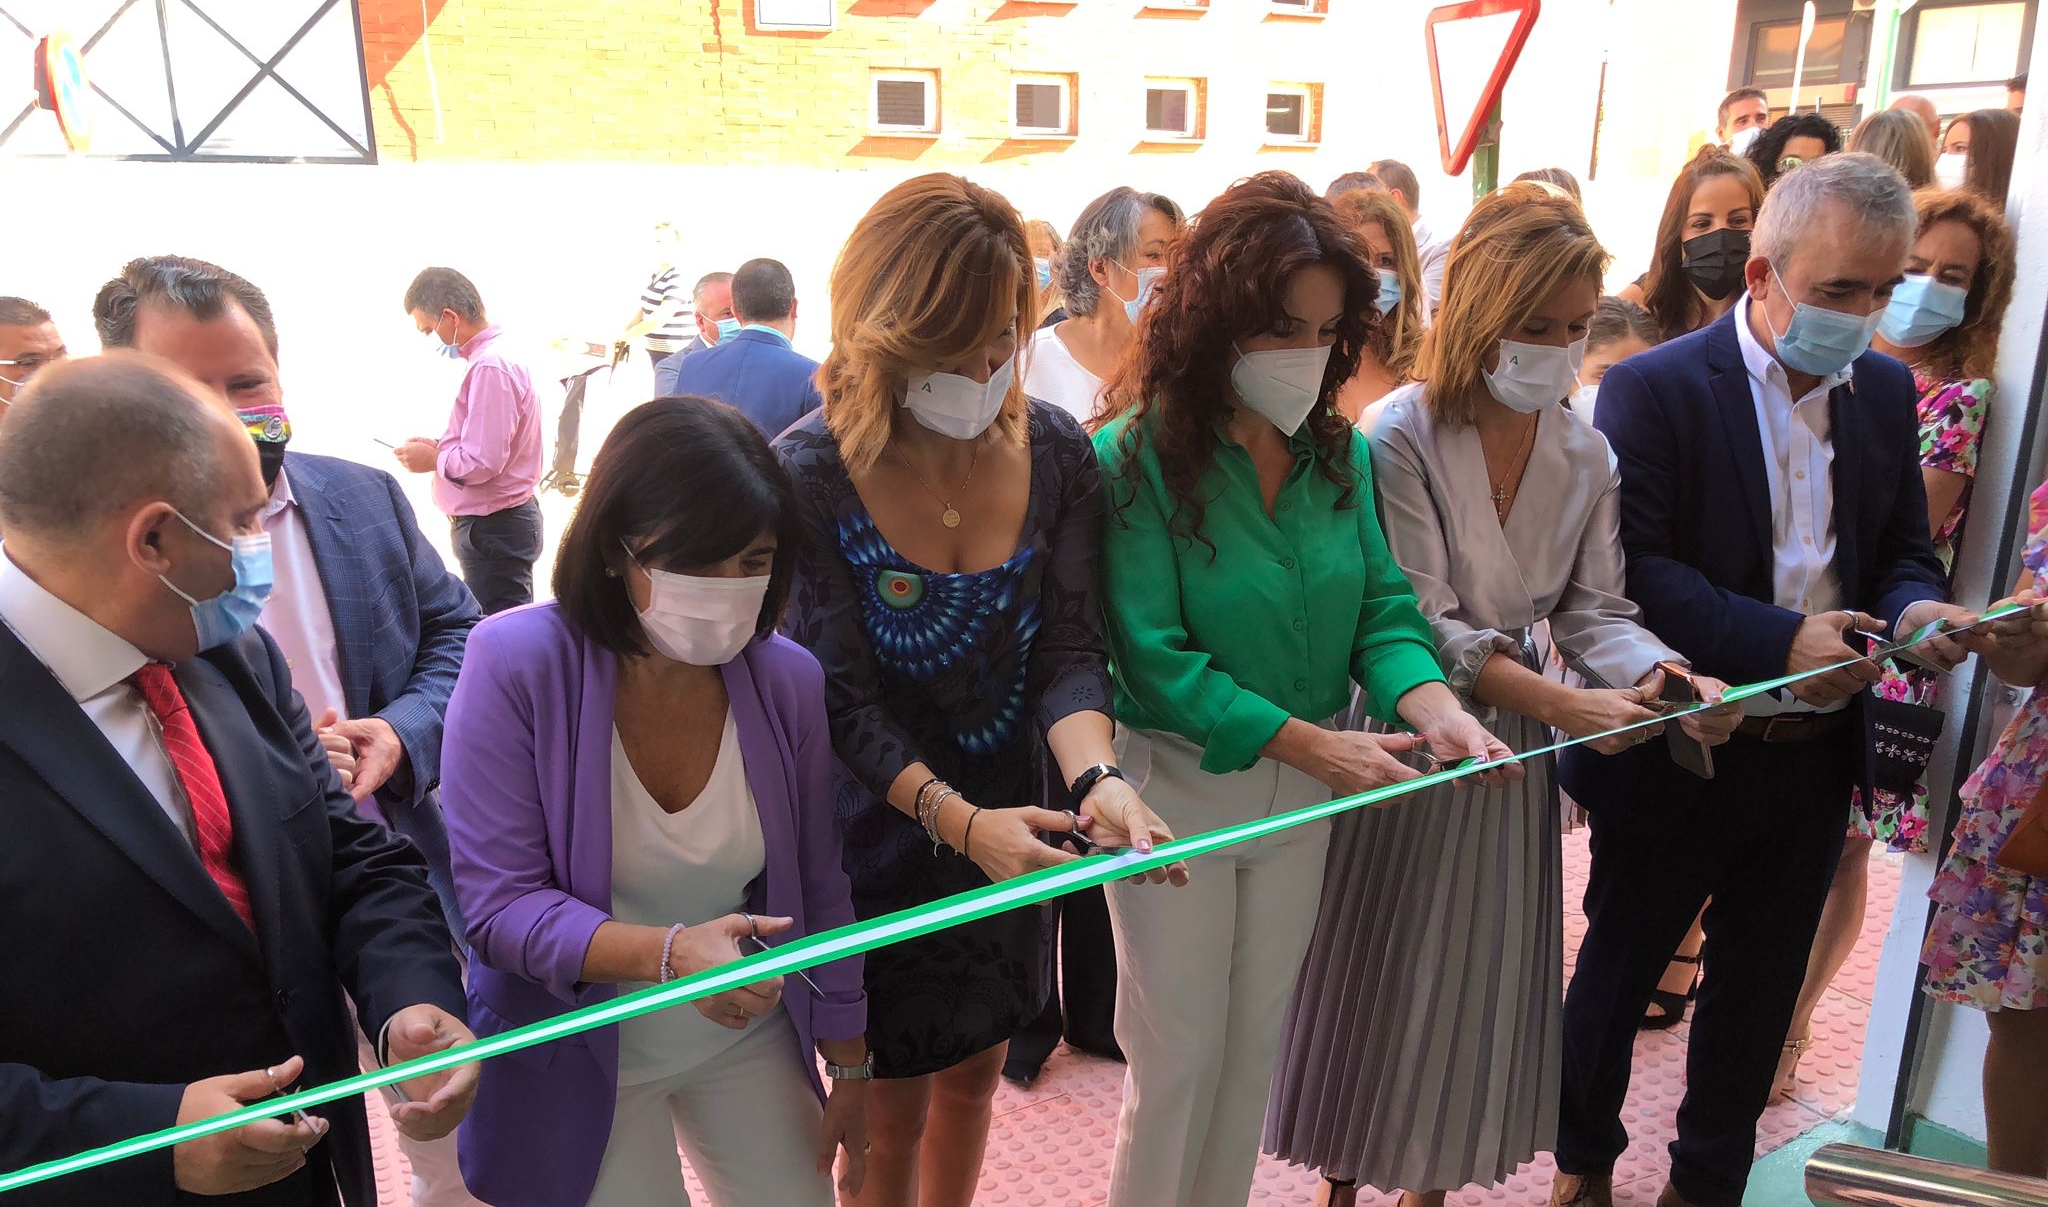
[742,927,823,997]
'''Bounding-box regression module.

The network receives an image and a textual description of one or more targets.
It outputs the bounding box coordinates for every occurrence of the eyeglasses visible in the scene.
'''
[1777,155,1806,173]
[0,354,62,387]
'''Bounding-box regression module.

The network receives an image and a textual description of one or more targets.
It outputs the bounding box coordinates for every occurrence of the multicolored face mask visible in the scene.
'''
[238,404,291,488]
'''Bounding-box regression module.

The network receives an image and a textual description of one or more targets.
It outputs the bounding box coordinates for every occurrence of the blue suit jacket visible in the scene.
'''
[0,623,465,1206]
[282,452,481,824]
[664,327,823,438]
[1557,309,1948,809]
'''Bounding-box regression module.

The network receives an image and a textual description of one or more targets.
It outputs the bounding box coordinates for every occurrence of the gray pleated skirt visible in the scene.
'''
[1262,709,1563,1194]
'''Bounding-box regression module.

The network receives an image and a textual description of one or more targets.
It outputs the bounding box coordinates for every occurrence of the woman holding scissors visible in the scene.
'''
[1265,184,1741,1207]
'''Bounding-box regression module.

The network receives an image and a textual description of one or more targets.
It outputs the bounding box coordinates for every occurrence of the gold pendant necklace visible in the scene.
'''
[893,441,979,529]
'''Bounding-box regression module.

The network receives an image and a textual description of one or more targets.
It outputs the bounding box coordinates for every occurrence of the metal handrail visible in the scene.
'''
[1807,1145,2048,1207]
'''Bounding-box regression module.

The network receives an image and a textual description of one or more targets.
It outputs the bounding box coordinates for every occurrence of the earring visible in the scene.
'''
[605,566,620,579]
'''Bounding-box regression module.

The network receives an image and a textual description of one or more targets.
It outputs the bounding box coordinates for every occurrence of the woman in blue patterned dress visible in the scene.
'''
[774,173,1186,1207]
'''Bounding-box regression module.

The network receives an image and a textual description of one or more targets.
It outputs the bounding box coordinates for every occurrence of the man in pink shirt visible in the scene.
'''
[397,268,544,614]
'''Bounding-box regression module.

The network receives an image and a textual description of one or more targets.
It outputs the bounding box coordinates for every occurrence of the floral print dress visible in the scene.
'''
[1853,373,1991,852]
[1922,477,2048,1012]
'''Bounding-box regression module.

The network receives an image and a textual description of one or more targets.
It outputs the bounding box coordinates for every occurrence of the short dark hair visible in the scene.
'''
[403,267,486,323]
[1748,111,1844,188]
[2009,72,2028,92]
[0,353,227,538]
[1589,296,1664,352]
[94,256,280,359]
[0,297,51,328]
[1368,159,1421,208]
[731,258,797,323]
[1718,87,1769,129]
[1324,170,1383,201]
[552,397,800,659]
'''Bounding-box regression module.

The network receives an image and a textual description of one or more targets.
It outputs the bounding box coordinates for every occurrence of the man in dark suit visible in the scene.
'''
[1551,153,1987,1207]
[662,258,822,437]
[95,255,486,1207]
[0,354,475,1205]
[651,270,734,395]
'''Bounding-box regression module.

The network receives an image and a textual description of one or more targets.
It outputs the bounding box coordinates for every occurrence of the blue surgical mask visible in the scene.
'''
[1375,269,1403,315]
[1113,265,1166,325]
[424,326,462,360]
[1766,265,1884,378]
[714,317,743,343]
[1877,273,1969,349]
[159,510,274,650]
[1035,258,1054,291]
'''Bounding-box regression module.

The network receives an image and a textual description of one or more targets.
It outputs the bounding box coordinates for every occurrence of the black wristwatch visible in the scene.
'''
[1068,763,1125,810]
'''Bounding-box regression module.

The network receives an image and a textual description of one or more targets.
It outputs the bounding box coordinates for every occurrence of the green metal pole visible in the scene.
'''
[1472,99,1502,202]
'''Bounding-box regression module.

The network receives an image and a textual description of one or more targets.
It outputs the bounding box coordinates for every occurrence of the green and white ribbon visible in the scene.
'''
[0,603,2021,1194]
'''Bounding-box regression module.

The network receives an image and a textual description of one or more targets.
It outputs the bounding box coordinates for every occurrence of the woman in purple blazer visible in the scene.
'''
[442,399,870,1207]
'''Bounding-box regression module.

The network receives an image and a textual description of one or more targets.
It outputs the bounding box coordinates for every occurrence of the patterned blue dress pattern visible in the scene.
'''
[841,508,1040,759]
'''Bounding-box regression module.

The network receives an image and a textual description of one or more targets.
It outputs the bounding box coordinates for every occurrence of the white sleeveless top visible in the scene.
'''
[608,708,774,1084]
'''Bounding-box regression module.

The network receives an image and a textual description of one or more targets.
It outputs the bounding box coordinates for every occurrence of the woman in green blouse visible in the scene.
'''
[1091,171,1515,1207]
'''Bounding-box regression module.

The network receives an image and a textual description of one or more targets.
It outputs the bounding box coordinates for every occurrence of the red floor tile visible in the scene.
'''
[368,834,1904,1206]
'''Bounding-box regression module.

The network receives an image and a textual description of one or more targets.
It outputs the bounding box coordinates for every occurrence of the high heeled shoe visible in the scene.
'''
[1639,953,1701,1031]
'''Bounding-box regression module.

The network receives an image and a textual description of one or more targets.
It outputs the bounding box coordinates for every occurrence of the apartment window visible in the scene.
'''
[1748,15,1851,88]
[1904,2,2027,87]
[1144,80,1202,139]
[756,0,835,29]
[1269,0,1326,13]
[1140,0,1208,11]
[1265,87,1316,142]
[872,72,939,134]
[1013,76,1076,137]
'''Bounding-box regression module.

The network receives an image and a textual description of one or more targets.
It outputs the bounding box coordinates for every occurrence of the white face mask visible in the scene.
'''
[902,357,1015,441]
[1728,126,1763,157]
[1570,382,1601,421]
[1483,336,1586,414]
[1230,342,1334,434]
[632,554,771,666]
[1935,151,1969,190]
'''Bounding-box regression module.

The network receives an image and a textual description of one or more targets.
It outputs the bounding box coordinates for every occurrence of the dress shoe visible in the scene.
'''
[1655,1185,1708,1207]
[1549,1172,1614,1207]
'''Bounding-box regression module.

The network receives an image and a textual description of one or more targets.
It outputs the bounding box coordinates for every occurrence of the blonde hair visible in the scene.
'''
[1851,109,1937,188]
[820,174,1033,474]
[1330,189,1424,381]
[1024,218,1066,323]
[1414,182,1610,426]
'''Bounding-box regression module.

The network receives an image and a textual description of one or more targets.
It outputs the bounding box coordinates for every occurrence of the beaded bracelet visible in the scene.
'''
[657,922,687,984]
[921,788,959,855]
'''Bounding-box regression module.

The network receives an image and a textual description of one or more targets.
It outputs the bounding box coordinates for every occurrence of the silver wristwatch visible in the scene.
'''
[825,1054,875,1081]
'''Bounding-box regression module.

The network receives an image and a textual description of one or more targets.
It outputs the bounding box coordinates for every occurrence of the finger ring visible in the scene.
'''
[863,1141,873,1153]
[743,912,757,939]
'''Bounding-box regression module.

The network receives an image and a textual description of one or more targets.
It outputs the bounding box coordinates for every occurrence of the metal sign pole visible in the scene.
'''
[1472,99,1502,200]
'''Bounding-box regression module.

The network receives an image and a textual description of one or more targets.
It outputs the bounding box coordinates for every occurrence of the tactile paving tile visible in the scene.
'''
[366,836,1904,1207]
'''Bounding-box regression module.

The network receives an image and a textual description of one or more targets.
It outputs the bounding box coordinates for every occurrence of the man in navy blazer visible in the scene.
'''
[662,257,822,438]
[1552,155,1987,1207]
[97,255,487,1207]
[0,354,475,1206]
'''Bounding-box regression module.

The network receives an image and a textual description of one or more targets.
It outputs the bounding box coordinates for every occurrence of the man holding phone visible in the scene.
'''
[1551,155,1988,1207]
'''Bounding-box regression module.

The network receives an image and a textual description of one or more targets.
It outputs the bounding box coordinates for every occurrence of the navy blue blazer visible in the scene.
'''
[282,452,480,825]
[664,327,823,438]
[1558,308,1948,809]
[0,623,466,1207]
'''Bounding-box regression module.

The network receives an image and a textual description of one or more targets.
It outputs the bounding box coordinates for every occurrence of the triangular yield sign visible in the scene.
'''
[1424,0,1541,176]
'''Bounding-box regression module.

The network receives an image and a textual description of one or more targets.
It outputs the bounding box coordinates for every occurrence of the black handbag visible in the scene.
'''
[1868,696,1946,800]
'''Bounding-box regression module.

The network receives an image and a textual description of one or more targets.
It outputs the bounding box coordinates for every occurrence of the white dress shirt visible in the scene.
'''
[258,469,348,724]
[0,550,194,839]
[1733,295,1852,716]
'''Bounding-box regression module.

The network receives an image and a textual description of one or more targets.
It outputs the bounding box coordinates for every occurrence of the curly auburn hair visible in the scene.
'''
[1096,170,1379,547]
[1907,187,2016,383]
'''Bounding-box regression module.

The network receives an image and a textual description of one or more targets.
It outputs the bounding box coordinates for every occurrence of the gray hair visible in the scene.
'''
[1754,151,1917,267]
[692,271,733,305]
[1058,187,1183,318]
[0,353,228,540]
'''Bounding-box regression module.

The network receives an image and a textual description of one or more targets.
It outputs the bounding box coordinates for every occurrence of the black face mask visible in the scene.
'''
[257,439,287,490]
[1680,227,1752,301]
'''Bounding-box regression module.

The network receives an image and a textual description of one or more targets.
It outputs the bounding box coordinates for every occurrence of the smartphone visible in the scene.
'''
[1657,660,1714,780]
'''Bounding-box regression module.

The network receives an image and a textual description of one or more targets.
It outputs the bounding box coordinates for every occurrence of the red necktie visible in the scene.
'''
[131,664,256,931]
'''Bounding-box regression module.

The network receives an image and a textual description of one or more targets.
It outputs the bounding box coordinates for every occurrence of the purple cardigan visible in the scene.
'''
[441,603,865,1207]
